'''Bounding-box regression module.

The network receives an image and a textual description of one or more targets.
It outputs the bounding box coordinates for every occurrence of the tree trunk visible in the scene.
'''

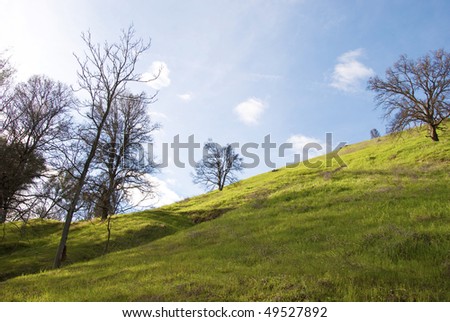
[429,124,439,141]
[103,214,112,255]
[53,103,112,268]
[0,207,6,224]
[101,207,109,221]
[53,26,151,268]
[95,191,110,221]
[53,175,86,268]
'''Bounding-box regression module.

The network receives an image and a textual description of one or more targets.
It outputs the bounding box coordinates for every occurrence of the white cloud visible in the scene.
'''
[330,49,374,92]
[234,98,267,125]
[151,177,182,207]
[142,61,171,90]
[130,175,181,209]
[178,92,194,102]
[287,134,325,160]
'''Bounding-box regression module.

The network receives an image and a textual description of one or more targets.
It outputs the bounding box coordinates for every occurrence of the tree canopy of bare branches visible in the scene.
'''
[0,75,74,223]
[368,49,450,141]
[53,26,155,268]
[85,92,159,220]
[193,141,243,191]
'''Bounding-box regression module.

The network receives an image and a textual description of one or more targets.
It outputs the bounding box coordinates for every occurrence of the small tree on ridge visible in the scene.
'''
[193,141,243,191]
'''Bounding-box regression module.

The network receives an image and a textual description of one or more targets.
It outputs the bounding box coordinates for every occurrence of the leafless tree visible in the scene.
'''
[2,76,73,151]
[53,26,156,268]
[193,141,243,191]
[0,75,74,223]
[85,92,159,220]
[368,49,450,141]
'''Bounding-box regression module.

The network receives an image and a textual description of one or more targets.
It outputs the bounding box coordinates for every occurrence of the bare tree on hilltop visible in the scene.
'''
[368,49,450,141]
[193,141,243,191]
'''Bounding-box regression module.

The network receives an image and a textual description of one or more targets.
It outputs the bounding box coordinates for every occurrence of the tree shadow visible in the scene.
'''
[0,210,193,281]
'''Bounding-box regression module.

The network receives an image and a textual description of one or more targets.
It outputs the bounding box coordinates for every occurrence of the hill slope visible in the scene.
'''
[1,127,449,301]
[0,211,193,282]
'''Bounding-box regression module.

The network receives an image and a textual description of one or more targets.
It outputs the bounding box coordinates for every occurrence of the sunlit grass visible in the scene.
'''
[0,125,449,301]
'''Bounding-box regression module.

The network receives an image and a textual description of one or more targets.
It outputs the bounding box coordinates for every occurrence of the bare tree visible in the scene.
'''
[368,49,450,141]
[0,75,74,223]
[3,76,73,151]
[53,26,155,268]
[193,141,243,191]
[86,92,159,220]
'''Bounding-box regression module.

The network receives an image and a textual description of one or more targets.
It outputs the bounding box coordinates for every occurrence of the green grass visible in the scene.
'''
[0,211,193,281]
[0,126,449,301]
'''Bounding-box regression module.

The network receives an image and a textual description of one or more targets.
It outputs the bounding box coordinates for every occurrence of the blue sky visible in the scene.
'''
[1,0,450,206]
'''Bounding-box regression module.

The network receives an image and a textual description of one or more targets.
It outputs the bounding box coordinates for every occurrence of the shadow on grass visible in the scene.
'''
[0,210,194,281]
[177,208,235,224]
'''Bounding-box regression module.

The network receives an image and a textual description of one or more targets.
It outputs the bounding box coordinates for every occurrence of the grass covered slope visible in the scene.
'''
[1,127,449,301]
[0,211,193,282]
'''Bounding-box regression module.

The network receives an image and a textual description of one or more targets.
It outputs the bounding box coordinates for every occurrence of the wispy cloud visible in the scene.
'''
[330,49,374,92]
[178,92,194,102]
[142,61,171,90]
[233,98,267,125]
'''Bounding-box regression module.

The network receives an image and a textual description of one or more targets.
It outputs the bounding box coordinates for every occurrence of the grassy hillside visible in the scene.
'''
[1,126,449,301]
[0,211,193,281]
